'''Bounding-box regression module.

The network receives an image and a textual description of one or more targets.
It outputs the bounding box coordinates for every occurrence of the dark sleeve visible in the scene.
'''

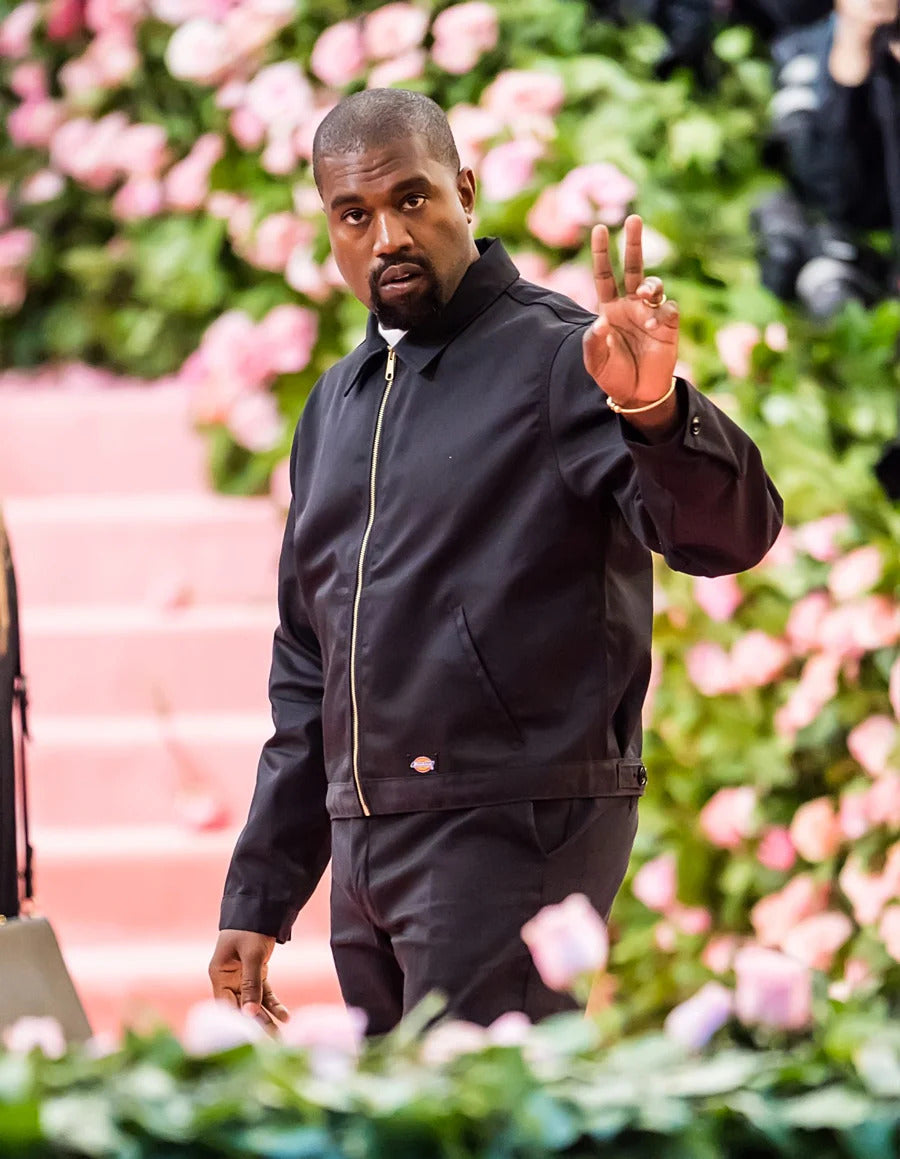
[547,327,784,577]
[219,426,330,944]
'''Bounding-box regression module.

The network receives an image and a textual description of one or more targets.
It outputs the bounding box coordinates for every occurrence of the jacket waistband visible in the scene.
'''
[326,759,648,818]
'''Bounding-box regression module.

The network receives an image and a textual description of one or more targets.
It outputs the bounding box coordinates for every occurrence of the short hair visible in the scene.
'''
[312,89,461,190]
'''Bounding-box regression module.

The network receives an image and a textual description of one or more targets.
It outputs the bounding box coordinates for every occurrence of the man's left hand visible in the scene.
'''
[582,214,680,411]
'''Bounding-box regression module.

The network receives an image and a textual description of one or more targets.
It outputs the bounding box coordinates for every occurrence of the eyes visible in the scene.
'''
[340,193,427,225]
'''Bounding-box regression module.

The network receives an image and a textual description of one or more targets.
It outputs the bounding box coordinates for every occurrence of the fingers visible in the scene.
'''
[621,214,644,296]
[261,980,291,1025]
[642,298,680,333]
[238,945,266,1017]
[591,224,618,305]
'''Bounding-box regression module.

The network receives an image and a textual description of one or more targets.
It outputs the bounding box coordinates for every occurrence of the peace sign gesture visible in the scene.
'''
[582,215,680,415]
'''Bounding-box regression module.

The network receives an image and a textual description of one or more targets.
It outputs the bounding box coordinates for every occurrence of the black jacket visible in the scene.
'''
[220,239,783,941]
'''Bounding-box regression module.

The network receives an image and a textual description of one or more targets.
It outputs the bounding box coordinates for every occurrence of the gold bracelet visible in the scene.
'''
[606,377,677,415]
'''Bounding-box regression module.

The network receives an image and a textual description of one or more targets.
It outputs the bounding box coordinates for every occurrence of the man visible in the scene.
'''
[210,88,782,1035]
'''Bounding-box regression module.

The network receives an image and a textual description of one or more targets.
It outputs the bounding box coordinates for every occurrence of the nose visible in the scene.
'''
[372,210,413,257]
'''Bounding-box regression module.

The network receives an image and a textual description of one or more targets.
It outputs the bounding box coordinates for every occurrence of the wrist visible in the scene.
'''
[830,16,877,83]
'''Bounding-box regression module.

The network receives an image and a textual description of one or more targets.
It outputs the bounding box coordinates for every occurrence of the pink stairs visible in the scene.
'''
[0,384,340,1036]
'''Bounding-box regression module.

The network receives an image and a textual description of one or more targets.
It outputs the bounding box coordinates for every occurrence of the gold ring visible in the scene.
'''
[647,294,667,309]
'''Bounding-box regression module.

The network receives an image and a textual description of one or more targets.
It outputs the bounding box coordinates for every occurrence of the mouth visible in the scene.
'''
[378,262,427,294]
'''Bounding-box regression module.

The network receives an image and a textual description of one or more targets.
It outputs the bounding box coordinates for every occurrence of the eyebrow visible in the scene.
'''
[329,174,437,212]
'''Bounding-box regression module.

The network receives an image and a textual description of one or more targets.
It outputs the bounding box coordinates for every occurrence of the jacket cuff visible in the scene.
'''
[219,894,297,944]
[621,379,741,476]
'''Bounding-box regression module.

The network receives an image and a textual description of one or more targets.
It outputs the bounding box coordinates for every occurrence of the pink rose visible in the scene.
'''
[699,786,756,849]
[774,652,841,738]
[367,49,426,89]
[486,1010,531,1047]
[632,853,677,913]
[363,2,428,60]
[863,772,900,828]
[701,934,740,975]
[165,18,234,84]
[229,106,266,151]
[879,905,900,962]
[164,132,224,210]
[561,164,638,227]
[750,874,829,947]
[431,1,499,74]
[685,641,734,697]
[245,61,313,132]
[526,185,585,249]
[58,53,105,96]
[733,945,813,1031]
[693,573,743,623]
[756,524,796,570]
[478,138,544,203]
[781,911,853,971]
[483,69,566,119]
[716,322,761,379]
[764,321,789,351]
[0,2,39,57]
[111,176,164,219]
[249,213,313,272]
[843,595,900,653]
[19,169,66,204]
[285,249,332,302]
[785,591,830,655]
[227,390,283,452]
[8,99,65,149]
[847,714,897,777]
[261,135,298,176]
[664,981,733,1050]
[10,61,47,100]
[839,853,895,926]
[838,789,870,841]
[119,122,170,176]
[0,228,37,269]
[730,631,791,689]
[85,0,144,35]
[222,3,290,57]
[258,304,318,374]
[795,513,850,563]
[0,272,27,313]
[182,1000,265,1055]
[654,920,678,952]
[201,309,270,389]
[447,103,503,166]
[310,19,367,87]
[280,1003,367,1055]
[788,797,842,863]
[757,826,796,872]
[544,263,597,312]
[520,893,609,992]
[828,545,883,602]
[671,905,712,936]
[94,30,141,86]
[46,0,85,39]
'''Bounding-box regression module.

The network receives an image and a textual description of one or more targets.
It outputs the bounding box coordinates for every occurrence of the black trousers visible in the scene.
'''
[329,795,639,1035]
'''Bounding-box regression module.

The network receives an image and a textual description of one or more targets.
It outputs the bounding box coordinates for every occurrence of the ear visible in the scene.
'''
[456,167,477,222]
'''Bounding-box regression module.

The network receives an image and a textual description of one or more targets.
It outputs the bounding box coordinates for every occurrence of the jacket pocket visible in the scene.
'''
[453,605,524,747]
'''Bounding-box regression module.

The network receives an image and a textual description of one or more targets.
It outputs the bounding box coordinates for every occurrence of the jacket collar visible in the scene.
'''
[342,238,519,393]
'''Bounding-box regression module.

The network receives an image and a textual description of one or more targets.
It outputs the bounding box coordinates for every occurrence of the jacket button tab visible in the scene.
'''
[689,416,702,436]
[637,766,648,787]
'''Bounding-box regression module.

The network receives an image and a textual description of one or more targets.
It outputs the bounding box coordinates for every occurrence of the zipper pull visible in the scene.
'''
[385,347,396,384]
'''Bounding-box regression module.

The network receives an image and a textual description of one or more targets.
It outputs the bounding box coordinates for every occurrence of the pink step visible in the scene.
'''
[32,826,332,942]
[28,713,270,828]
[59,936,342,1038]
[21,604,275,716]
[4,494,285,607]
[0,385,211,496]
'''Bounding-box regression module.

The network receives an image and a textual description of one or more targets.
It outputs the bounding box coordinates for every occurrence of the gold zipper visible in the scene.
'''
[349,347,397,817]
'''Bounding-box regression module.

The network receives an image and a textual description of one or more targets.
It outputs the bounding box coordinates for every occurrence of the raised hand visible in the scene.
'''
[582,215,680,413]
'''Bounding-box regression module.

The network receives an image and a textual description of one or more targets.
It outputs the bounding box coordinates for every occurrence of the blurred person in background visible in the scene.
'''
[208,90,782,1036]
[753,1,900,318]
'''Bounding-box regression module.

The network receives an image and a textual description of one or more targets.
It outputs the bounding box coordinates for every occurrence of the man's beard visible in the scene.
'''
[369,254,443,331]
